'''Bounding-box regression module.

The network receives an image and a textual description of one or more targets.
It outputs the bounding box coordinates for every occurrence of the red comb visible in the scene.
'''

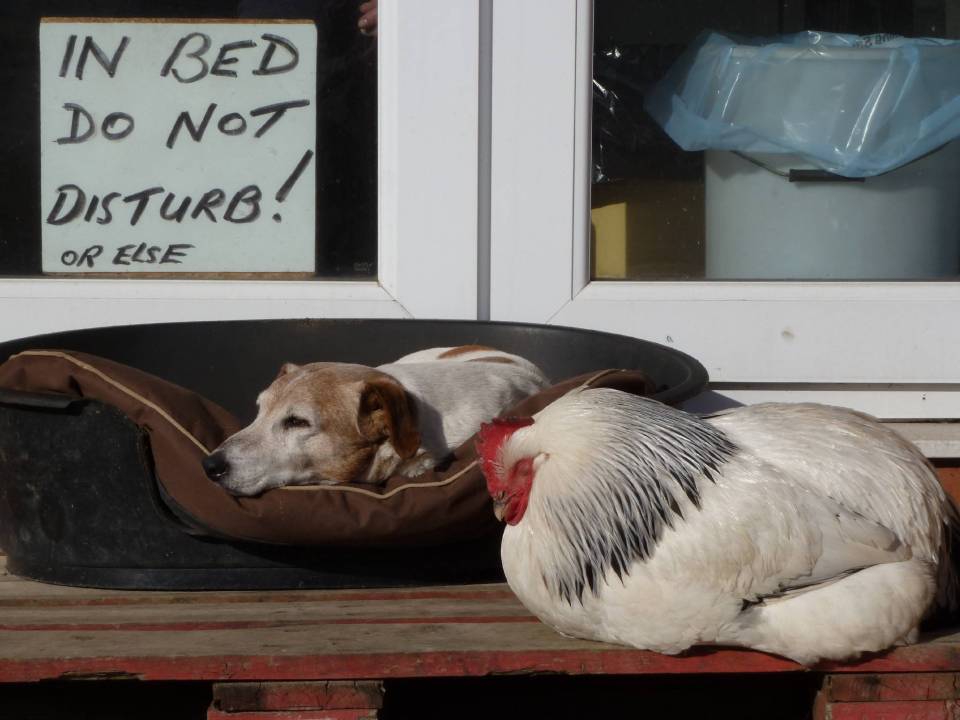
[476,416,534,482]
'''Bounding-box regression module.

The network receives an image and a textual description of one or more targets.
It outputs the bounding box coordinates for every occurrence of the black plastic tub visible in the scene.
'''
[0,319,708,590]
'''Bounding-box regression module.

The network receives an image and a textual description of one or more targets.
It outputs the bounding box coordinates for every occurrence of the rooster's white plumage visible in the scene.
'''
[476,388,957,665]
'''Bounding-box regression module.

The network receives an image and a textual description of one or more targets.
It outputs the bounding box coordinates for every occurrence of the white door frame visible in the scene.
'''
[0,2,481,343]
[489,0,960,420]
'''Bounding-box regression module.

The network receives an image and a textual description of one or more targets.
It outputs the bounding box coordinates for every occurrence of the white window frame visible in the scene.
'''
[489,0,960,421]
[0,2,481,343]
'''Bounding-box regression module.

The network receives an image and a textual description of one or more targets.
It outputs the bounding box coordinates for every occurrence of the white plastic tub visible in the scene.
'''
[704,142,960,279]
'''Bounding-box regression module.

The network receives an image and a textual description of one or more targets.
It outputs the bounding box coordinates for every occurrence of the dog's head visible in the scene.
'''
[202,362,420,496]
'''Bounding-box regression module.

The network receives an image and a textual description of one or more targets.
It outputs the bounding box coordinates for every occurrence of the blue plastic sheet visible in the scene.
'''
[645,31,960,177]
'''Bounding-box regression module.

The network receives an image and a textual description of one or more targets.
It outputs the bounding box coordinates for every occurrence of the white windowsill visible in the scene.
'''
[888,422,960,460]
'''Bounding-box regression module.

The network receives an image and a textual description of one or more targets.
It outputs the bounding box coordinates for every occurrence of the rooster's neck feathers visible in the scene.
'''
[527,391,738,605]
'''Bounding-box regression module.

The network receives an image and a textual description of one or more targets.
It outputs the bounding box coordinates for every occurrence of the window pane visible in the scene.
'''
[0,0,376,279]
[591,0,960,280]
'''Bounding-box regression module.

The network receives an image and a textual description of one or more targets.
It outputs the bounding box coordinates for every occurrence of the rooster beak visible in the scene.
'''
[491,493,506,522]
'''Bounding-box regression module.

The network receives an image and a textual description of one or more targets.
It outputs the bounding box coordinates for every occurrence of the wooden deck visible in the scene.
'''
[7,483,960,717]
[8,555,960,718]
[3,555,960,685]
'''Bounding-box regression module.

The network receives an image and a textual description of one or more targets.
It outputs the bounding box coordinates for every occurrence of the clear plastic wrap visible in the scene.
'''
[645,31,960,177]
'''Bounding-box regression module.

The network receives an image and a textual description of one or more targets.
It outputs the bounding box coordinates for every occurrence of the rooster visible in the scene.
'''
[476,388,957,665]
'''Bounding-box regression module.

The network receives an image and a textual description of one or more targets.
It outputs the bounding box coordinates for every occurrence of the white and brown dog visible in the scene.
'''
[202,346,549,496]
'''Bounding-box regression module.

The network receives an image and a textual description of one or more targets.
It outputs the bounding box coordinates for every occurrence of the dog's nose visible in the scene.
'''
[202,451,231,482]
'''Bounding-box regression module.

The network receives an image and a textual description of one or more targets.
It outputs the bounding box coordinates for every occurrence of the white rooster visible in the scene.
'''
[476,388,957,665]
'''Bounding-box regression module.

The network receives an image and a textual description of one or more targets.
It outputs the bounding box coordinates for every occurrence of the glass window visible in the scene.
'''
[591,0,960,280]
[0,0,376,279]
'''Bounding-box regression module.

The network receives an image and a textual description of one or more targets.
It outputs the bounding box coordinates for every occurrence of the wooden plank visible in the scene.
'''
[0,644,806,683]
[0,552,502,607]
[827,700,960,720]
[0,620,697,661]
[213,681,384,712]
[826,674,960,703]
[0,598,533,628]
[5,556,960,684]
[0,616,539,633]
[0,579,515,607]
[936,466,960,507]
[208,711,376,720]
[5,624,960,683]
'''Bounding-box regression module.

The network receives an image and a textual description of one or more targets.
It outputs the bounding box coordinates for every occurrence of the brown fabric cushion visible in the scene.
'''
[0,350,654,547]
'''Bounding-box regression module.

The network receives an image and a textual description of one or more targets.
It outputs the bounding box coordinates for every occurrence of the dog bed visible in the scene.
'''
[0,319,708,589]
[0,349,654,546]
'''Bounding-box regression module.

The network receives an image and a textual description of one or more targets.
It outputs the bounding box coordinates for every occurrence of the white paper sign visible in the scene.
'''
[40,20,317,273]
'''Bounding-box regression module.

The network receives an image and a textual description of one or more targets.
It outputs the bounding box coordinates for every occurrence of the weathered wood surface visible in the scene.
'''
[213,681,385,712]
[3,556,960,683]
[825,674,960,703]
[814,674,960,720]
[208,680,383,720]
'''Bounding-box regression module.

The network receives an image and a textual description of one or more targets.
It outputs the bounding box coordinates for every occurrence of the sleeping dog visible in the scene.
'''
[202,346,549,496]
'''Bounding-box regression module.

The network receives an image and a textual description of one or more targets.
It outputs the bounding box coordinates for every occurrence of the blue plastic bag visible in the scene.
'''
[645,31,960,177]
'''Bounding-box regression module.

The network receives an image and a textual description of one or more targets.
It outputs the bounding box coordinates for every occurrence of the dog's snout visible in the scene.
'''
[202,451,231,482]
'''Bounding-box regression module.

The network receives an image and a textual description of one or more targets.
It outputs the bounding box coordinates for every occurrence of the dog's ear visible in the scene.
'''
[358,377,420,459]
[276,362,300,379]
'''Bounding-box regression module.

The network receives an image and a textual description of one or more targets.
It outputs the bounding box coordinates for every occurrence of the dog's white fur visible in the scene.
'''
[204,346,549,496]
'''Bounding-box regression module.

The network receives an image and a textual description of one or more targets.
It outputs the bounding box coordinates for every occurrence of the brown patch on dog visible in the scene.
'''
[321,443,378,484]
[467,356,517,365]
[358,377,421,459]
[437,344,496,358]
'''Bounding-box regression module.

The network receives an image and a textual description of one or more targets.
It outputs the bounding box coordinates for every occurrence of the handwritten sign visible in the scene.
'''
[40,20,317,273]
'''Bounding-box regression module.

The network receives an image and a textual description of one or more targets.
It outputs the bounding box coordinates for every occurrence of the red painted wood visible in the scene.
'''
[935,466,960,507]
[826,674,960,703]
[4,558,960,686]
[0,616,537,633]
[208,710,376,720]
[0,647,801,683]
[0,588,515,609]
[7,643,960,684]
[814,687,829,720]
[827,700,960,720]
[213,681,383,712]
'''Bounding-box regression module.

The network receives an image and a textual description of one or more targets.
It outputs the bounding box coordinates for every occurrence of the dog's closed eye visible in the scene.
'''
[282,415,311,430]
